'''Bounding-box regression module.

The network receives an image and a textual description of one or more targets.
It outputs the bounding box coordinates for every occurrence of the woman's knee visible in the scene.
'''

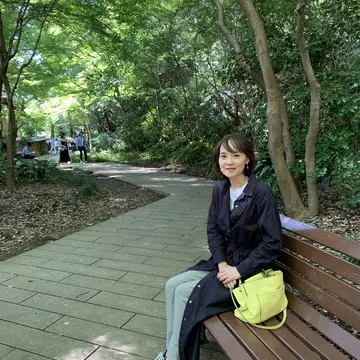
[174,282,195,302]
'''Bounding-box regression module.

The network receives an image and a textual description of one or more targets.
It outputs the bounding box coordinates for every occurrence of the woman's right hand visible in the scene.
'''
[217,262,235,288]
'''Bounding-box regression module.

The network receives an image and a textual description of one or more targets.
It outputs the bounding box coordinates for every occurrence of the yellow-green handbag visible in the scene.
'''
[230,269,288,330]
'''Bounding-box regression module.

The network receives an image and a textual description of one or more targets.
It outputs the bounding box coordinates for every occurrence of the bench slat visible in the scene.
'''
[283,311,349,360]
[279,250,360,307]
[287,292,360,359]
[280,266,360,331]
[203,316,253,360]
[242,322,298,360]
[283,234,360,284]
[219,312,279,360]
[263,318,322,360]
[281,215,360,260]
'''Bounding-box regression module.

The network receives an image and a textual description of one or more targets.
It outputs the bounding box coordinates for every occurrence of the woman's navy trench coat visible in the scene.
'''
[178,175,282,360]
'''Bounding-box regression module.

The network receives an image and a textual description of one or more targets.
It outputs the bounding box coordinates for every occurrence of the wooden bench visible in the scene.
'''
[204,215,360,360]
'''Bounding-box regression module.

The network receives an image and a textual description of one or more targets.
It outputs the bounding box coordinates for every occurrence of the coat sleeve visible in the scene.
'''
[207,186,227,265]
[236,192,282,279]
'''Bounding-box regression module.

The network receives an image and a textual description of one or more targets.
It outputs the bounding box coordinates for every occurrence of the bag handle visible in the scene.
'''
[230,289,287,330]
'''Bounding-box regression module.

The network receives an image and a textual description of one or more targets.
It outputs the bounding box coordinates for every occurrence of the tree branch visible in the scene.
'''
[8,0,30,60]
[12,0,59,97]
[211,0,265,92]
[296,0,320,215]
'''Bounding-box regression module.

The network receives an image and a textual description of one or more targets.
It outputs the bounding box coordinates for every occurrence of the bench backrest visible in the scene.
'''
[279,215,360,359]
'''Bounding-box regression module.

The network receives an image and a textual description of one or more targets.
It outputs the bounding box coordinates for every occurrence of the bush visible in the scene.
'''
[13,158,58,183]
[0,156,96,198]
[91,133,112,152]
[331,154,360,208]
[55,171,97,198]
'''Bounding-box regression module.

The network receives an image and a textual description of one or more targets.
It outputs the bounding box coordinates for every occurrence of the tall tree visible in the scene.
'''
[0,0,58,190]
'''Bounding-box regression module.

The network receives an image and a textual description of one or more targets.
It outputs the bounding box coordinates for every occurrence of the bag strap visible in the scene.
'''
[230,289,287,330]
[247,309,287,330]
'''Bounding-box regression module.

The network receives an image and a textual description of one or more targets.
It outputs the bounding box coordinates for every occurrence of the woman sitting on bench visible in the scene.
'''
[155,133,282,360]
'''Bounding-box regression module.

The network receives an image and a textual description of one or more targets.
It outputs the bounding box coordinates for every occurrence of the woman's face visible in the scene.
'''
[218,143,249,181]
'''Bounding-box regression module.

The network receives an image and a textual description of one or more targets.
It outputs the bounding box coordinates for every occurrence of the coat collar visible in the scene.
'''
[223,174,258,196]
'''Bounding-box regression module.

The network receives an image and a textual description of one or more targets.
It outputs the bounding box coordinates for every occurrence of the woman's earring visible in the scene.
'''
[245,163,249,171]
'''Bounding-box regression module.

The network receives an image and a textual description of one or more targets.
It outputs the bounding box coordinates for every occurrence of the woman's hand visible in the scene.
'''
[217,266,241,287]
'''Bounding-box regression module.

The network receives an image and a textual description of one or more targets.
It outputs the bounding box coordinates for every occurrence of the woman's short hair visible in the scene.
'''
[213,133,255,177]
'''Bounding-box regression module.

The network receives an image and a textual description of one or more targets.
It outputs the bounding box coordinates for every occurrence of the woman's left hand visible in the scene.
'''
[217,266,241,285]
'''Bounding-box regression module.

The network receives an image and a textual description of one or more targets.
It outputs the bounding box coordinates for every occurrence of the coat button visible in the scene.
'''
[197,285,201,288]
[184,318,186,321]
[189,300,192,304]
[235,205,238,208]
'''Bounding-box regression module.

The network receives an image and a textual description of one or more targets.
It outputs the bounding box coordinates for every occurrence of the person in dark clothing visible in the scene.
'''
[154,133,282,360]
[58,132,71,164]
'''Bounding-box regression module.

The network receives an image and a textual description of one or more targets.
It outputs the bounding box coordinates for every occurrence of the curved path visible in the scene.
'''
[0,163,228,360]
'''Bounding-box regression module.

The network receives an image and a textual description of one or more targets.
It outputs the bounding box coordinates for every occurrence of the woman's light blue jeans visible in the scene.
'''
[165,270,210,360]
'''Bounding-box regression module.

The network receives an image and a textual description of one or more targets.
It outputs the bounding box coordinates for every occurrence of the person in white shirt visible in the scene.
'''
[76,131,88,163]
[50,137,55,153]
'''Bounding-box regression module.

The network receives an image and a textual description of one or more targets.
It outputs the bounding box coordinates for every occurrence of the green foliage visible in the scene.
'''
[55,171,97,198]
[0,156,96,197]
[331,154,360,208]
[91,133,112,152]
[13,159,58,183]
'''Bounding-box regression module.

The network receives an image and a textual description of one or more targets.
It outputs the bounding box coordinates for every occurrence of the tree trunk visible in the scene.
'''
[6,97,16,190]
[212,0,296,167]
[239,0,308,218]
[296,0,320,216]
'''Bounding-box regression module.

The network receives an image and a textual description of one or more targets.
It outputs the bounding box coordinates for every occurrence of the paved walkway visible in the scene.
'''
[0,163,228,360]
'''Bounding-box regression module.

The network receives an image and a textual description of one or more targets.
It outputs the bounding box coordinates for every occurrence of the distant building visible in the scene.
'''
[16,136,49,156]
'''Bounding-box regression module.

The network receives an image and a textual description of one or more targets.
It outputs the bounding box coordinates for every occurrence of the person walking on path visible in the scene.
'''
[76,131,88,163]
[154,133,282,360]
[49,137,56,153]
[58,132,71,164]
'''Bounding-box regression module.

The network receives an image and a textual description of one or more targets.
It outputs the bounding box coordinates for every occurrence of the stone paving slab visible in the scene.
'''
[0,299,61,330]
[118,246,202,262]
[61,274,161,299]
[55,238,123,252]
[61,233,102,242]
[70,247,150,264]
[38,260,126,280]
[120,273,168,288]
[46,316,166,359]
[2,349,51,360]
[4,276,99,301]
[0,271,16,283]
[0,344,14,358]
[94,258,184,278]
[94,237,168,250]
[0,163,226,360]
[38,243,80,254]
[22,249,102,265]
[23,293,134,328]
[0,262,70,282]
[0,319,98,359]
[4,255,51,267]
[87,292,166,319]
[122,314,167,339]
[152,290,165,303]
[0,284,36,303]
[86,347,145,360]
